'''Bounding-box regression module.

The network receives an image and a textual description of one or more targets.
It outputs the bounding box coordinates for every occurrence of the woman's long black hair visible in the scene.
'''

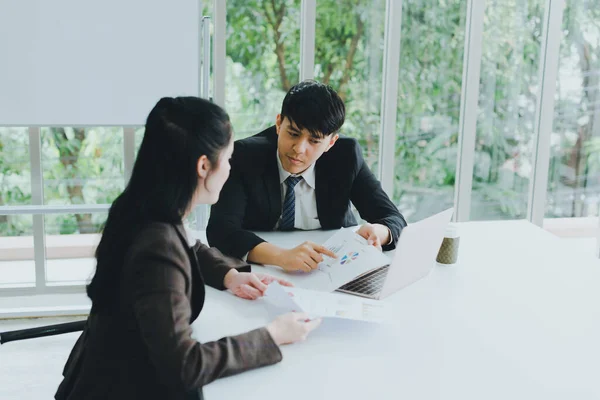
[87,97,232,310]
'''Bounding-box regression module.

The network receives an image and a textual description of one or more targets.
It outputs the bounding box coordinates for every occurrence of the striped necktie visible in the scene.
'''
[279,176,303,231]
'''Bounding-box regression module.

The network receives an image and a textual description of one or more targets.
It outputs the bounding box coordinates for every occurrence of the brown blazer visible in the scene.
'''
[55,222,282,400]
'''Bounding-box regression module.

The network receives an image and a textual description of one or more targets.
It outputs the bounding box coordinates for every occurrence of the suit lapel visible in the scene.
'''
[264,153,282,229]
[315,160,332,228]
[172,224,204,322]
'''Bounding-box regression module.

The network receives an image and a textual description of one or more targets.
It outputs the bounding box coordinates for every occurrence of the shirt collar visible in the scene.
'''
[276,151,316,189]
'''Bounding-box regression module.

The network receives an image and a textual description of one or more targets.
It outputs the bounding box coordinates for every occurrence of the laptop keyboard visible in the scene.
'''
[337,266,390,297]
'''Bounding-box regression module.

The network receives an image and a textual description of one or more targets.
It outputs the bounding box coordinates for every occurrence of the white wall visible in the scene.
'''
[0,0,199,126]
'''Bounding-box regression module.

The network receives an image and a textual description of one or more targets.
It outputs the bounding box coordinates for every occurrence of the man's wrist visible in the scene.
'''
[384,226,393,245]
[249,242,287,268]
[272,247,286,268]
[374,223,392,246]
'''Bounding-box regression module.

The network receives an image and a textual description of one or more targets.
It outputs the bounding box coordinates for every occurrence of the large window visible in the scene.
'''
[546,0,600,219]
[393,0,467,221]
[470,0,546,220]
[226,0,301,138]
[0,128,128,290]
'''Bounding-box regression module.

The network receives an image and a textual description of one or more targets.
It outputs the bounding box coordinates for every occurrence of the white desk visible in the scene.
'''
[193,221,600,400]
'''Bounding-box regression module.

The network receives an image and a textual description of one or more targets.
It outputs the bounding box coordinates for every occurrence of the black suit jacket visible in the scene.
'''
[55,223,281,400]
[207,126,407,259]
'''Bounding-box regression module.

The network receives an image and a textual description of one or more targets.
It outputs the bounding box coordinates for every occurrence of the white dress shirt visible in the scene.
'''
[275,152,322,230]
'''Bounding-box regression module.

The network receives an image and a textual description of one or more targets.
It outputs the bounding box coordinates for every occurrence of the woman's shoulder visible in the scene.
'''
[136,221,180,237]
[134,221,179,241]
[127,222,189,262]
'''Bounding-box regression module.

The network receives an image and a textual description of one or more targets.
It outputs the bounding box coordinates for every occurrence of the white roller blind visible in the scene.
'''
[0,0,199,126]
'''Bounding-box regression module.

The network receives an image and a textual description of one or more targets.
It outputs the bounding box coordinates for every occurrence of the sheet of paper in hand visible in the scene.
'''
[316,228,391,290]
[264,282,390,323]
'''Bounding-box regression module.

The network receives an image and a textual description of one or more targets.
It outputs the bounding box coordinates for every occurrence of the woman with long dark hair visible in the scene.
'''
[55,97,321,400]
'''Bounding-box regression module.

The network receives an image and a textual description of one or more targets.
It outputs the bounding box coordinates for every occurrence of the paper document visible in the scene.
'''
[259,228,391,292]
[264,282,389,323]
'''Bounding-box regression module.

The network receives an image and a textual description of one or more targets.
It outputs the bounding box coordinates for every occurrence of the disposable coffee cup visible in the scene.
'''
[436,223,459,265]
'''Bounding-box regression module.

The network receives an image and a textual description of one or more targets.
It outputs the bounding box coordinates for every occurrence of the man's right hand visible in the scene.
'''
[277,241,337,272]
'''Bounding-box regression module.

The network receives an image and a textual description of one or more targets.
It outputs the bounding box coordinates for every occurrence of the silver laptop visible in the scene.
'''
[336,208,454,300]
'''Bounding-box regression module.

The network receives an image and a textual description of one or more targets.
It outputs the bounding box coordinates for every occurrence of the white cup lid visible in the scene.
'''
[444,223,459,238]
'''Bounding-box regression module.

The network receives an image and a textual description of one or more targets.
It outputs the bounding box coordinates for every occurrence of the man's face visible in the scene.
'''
[275,115,338,174]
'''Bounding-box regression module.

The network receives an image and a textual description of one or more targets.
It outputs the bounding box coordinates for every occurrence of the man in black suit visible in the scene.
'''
[207,80,407,272]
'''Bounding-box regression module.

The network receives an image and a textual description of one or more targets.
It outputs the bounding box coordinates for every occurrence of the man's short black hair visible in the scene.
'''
[280,80,345,138]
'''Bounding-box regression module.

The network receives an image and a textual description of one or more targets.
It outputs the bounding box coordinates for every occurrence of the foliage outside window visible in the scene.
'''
[0,128,32,236]
[40,127,124,234]
[469,0,545,221]
[393,0,466,221]
[546,0,600,218]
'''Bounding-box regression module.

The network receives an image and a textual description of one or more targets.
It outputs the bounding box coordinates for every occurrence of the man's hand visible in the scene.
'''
[223,269,294,300]
[356,223,390,251]
[277,241,337,273]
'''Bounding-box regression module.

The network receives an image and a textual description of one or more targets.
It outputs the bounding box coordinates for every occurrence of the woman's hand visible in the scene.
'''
[223,269,293,300]
[266,312,322,345]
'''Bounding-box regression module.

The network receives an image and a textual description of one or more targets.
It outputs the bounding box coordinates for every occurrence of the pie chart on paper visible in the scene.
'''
[340,251,360,265]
